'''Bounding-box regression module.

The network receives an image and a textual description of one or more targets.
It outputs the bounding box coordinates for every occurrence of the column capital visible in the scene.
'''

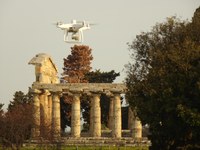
[83,89,92,96]
[31,88,42,94]
[51,91,62,97]
[72,92,82,97]
[91,92,101,97]
[103,89,114,97]
[66,90,82,97]
[43,89,51,95]
[83,92,101,99]
[112,92,121,97]
[110,90,123,95]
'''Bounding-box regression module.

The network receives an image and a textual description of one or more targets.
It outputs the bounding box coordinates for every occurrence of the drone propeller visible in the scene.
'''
[75,20,97,26]
[85,21,98,26]
[89,23,98,26]
[52,21,63,26]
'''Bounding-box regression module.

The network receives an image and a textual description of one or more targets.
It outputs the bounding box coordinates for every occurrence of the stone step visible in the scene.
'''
[59,137,150,147]
[63,130,133,137]
[28,137,151,147]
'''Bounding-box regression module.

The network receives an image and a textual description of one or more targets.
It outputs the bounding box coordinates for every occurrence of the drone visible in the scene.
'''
[55,20,93,43]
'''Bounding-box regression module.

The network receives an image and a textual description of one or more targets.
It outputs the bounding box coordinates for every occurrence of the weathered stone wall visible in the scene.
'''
[29,53,60,138]
[29,53,59,83]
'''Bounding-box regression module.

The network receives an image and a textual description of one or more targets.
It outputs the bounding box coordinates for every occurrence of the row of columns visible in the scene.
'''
[70,93,122,138]
[31,90,61,138]
[31,90,142,139]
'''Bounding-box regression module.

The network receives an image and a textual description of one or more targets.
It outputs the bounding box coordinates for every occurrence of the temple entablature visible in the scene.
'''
[31,82,127,95]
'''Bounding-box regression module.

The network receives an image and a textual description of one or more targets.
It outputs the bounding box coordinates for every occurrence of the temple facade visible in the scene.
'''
[29,53,142,139]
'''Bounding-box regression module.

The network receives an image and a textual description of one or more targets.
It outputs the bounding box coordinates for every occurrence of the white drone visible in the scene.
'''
[55,20,92,43]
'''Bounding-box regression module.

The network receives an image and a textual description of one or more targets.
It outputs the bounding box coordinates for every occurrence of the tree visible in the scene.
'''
[8,90,32,111]
[0,103,4,116]
[60,45,120,131]
[0,103,4,140]
[85,69,120,83]
[125,7,200,150]
[62,45,93,83]
[60,45,93,130]
[0,91,33,150]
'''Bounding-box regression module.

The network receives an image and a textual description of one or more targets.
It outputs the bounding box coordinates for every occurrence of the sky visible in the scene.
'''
[0,0,199,109]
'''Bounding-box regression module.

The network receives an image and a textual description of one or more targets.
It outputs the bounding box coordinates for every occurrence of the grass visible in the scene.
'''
[2,145,149,150]
[58,146,149,150]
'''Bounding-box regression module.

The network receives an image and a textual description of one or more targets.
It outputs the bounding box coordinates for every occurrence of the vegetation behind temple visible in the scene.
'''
[60,45,120,131]
[125,7,200,150]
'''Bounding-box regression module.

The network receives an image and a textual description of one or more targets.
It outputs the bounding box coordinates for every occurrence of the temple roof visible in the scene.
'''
[28,53,58,72]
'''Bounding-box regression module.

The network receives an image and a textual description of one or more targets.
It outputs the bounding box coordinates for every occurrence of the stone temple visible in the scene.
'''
[29,53,146,146]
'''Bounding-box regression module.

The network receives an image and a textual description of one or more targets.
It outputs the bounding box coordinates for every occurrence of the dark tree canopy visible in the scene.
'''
[8,90,32,111]
[126,7,200,150]
[61,45,93,130]
[85,69,120,83]
[0,91,33,149]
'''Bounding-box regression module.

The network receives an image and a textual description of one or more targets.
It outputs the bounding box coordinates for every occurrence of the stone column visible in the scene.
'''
[112,93,122,138]
[91,94,101,137]
[71,93,81,137]
[108,97,114,129]
[43,90,50,127]
[48,95,52,126]
[132,118,142,138]
[39,94,45,131]
[89,97,94,135]
[39,93,49,136]
[31,91,40,138]
[52,92,61,137]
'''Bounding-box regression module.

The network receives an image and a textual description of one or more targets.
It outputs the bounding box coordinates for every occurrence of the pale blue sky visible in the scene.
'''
[0,0,199,108]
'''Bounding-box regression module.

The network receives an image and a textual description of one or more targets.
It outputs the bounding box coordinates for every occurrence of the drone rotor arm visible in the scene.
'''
[63,29,69,42]
[80,30,83,42]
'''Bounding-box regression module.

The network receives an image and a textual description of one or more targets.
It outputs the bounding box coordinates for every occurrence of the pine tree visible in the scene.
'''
[62,45,93,83]
[60,45,93,130]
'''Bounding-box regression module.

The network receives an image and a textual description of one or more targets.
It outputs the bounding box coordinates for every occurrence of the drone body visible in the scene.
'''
[56,20,91,43]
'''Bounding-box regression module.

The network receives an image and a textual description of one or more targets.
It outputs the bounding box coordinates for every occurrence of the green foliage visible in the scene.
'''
[126,7,200,150]
[85,69,120,83]
[8,89,33,111]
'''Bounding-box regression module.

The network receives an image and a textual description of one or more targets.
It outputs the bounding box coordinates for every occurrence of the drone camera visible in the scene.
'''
[72,34,79,40]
